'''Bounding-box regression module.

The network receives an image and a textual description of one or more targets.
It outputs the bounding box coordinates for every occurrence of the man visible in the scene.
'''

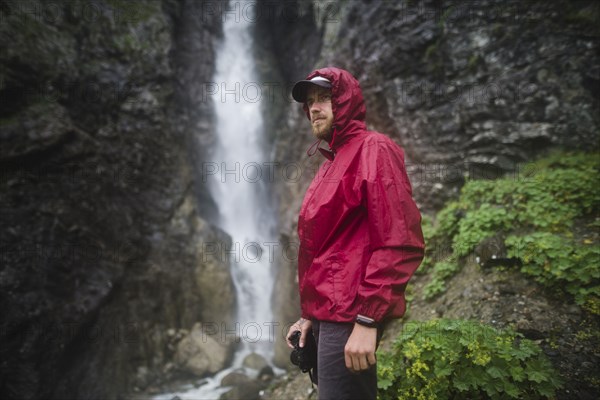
[286,67,425,400]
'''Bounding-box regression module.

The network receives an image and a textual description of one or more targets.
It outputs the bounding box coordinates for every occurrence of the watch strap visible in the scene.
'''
[355,314,378,328]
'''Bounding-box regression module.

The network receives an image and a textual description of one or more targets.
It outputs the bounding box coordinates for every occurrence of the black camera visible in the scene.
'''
[289,330,317,373]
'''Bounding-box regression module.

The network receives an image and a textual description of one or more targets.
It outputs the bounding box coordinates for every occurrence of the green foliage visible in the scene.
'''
[421,215,435,247]
[452,204,510,257]
[434,201,461,241]
[505,233,600,305]
[422,260,460,299]
[582,296,600,316]
[423,151,600,304]
[377,319,563,400]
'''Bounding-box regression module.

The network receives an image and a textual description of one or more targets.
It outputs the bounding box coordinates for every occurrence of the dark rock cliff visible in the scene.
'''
[254,0,599,369]
[0,1,235,398]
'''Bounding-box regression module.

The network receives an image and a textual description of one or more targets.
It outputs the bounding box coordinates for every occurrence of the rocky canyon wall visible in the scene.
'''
[0,1,236,398]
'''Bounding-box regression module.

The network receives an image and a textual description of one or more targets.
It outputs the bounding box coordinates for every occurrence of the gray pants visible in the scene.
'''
[312,321,379,400]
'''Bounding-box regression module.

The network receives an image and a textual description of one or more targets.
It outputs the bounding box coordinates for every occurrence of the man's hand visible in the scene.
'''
[286,318,313,349]
[344,323,377,372]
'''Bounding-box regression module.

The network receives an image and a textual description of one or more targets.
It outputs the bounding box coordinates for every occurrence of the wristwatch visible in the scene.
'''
[355,314,378,328]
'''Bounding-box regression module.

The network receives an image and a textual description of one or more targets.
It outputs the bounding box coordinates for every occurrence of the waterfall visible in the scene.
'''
[153,4,278,400]
[210,4,277,365]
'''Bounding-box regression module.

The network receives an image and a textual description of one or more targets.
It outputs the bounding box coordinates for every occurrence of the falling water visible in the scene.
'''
[153,5,277,400]
[209,4,277,364]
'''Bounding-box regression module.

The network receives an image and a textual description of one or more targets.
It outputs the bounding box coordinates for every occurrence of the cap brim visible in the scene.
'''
[292,80,332,103]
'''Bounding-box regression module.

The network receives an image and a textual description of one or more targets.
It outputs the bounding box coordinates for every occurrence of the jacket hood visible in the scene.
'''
[302,67,367,153]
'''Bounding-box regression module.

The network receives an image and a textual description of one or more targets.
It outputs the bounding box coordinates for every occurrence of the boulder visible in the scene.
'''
[219,381,265,400]
[242,353,269,371]
[221,372,252,387]
[175,323,230,377]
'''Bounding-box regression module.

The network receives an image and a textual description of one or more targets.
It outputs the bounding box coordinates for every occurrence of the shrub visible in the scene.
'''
[423,151,600,304]
[377,319,563,400]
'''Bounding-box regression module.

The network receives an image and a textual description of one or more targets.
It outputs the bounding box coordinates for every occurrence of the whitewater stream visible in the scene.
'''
[154,6,279,400]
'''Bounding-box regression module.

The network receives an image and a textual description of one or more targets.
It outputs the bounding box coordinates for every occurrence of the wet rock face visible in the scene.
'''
[318,0,599,212]
[0,1,234,399]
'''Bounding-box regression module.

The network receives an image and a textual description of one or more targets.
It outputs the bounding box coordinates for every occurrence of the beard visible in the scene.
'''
[311,118,333,141]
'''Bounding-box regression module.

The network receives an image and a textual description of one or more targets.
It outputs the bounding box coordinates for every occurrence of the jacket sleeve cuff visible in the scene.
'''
[356,302,386,322]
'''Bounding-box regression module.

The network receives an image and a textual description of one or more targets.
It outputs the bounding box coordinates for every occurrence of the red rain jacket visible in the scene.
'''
[297,67,425,323]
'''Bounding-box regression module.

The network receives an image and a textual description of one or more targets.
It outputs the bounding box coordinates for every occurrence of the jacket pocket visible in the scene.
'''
[326,253,350,313]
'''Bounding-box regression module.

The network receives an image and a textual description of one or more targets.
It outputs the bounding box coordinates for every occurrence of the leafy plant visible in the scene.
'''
[505,232,600,305]
[422,260,460,299]
[422,151,600,304]
[377,319,563,399]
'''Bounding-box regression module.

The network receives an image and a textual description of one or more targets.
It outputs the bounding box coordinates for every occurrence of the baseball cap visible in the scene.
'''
[292,76,332,103]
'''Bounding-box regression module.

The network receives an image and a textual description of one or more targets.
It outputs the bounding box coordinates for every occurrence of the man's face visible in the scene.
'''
[305,85,334,141]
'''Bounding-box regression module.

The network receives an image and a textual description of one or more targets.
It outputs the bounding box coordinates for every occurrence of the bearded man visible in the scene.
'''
[286,67,425,400]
